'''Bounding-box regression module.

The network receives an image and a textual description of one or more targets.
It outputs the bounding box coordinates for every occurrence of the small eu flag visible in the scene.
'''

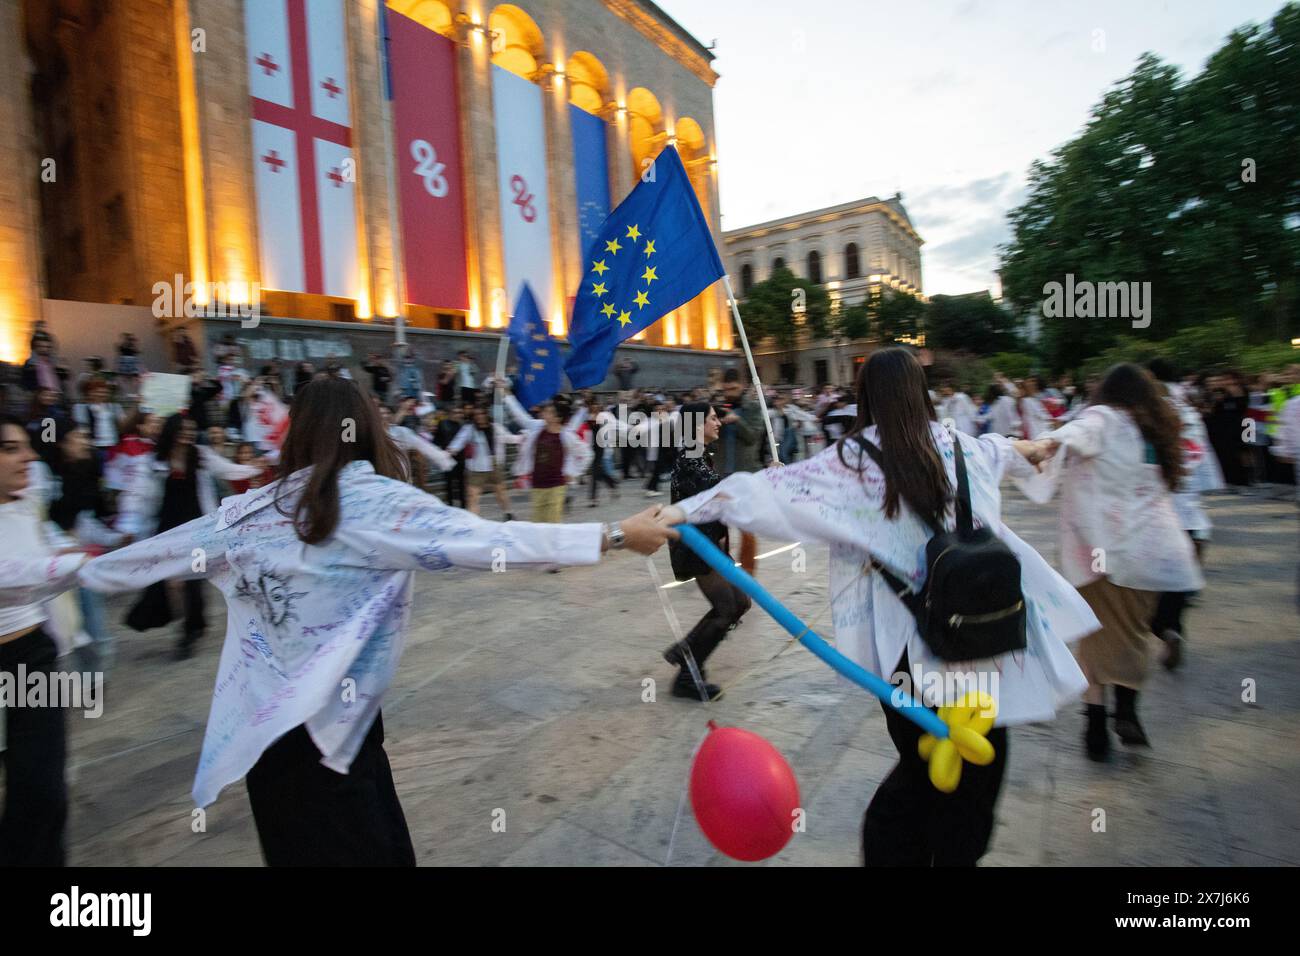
[563,146,725,388]
[508,283,563,409]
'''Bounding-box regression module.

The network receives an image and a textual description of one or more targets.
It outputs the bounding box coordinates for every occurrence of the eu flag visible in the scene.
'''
[508,283,563,409]
[563,146,725,388]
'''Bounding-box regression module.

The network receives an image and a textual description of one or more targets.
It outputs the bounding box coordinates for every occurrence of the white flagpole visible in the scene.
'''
[722,274,781,465]
[493,331,510,430]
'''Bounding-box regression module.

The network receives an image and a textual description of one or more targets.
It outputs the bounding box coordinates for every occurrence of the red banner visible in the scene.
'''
[388,11,468,310]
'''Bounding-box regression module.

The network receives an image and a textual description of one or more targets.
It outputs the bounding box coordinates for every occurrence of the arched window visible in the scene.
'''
[740,263,753,296]
[772,256,786,275]
[567,51,608,114]
[844,242,860,279]
[489,4,544,79]
[388,0,454,35]
[807,250,822,285]
[627,87,664,182]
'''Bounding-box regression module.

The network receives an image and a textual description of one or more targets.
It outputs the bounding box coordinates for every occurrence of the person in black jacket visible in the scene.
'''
[662,401,751,701]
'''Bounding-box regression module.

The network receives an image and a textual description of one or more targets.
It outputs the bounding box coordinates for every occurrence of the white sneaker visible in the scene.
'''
[645,490,663,498]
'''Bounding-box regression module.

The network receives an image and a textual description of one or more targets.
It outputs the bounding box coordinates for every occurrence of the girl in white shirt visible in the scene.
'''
[76,378,671,866]
[1024,364,1201,760]
[0,415,90,865]
[446,404,520,517]
[658,349,1095,866]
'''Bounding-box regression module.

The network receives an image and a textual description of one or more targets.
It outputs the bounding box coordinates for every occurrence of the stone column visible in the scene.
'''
[0,0,44,362]
[187,0,259,300]
[453,2,505,329]
[346,0,402,320]
[541,60,580,336]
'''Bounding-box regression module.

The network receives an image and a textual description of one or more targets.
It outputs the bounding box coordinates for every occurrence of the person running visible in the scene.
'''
[446,404,518,518]
[117,413,261,660]
[655,349,1095,866]
[75,378,672,866]
[662,401,750,701]
[1026,363,1202,760]
[503,391,591,525]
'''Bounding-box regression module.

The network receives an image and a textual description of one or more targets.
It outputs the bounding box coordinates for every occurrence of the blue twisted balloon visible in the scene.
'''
[674,524,949,739]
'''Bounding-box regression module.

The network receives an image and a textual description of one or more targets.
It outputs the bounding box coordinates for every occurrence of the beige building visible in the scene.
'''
[1,0,738,388]
[723,195,924,386]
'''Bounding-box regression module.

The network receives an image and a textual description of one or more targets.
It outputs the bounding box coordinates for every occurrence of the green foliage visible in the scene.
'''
[926,292,1021,353]
[985,351,1036,379]
[999,4,1300,373]
[1076,317,1300,379]
[738,266,832,348]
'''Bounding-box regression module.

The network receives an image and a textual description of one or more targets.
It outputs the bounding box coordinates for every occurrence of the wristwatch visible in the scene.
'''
[603,521,627,551]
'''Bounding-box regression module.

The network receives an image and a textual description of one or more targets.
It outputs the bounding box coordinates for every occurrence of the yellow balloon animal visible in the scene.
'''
[917,692,998,793]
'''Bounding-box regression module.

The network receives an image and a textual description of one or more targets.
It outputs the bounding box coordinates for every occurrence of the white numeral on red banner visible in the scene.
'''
[410,139,449,197]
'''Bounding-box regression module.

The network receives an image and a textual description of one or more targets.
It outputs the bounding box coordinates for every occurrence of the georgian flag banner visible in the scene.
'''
[245,0,359,299]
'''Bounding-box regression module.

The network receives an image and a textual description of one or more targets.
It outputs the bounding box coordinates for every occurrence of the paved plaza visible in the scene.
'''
[63,483,1299,866]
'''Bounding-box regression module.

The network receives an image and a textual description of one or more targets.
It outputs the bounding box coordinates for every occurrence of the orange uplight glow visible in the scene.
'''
[174,0,210,303]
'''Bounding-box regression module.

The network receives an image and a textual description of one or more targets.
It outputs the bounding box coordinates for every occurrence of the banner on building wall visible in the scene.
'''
[385,10,469,311]
[569,104,611,264]
[245,0,359,300]
[491,65,555,318]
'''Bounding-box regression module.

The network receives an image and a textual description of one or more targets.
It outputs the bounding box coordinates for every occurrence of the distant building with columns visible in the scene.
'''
[723,195,925,387]
[0,0,739,390]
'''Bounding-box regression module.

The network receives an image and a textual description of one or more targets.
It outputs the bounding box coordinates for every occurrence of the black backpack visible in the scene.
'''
[855,431,1027,662]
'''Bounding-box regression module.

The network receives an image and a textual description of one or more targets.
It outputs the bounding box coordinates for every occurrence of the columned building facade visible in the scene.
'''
[723,195,924,386]
[1,0,737,388]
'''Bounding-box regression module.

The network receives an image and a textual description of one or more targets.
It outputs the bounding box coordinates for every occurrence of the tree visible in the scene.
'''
[926,292,1021,353]
[998,4,1300,372]
[737,266,832,349]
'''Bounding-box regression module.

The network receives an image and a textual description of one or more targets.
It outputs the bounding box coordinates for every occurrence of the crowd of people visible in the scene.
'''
[2,320,1298,867]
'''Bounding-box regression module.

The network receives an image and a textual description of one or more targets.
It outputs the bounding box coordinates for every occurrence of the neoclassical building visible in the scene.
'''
[723,195,924,385]
[0,0,738,387]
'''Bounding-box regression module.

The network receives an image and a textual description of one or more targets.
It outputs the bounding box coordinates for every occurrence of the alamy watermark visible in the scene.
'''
[595,407,708,459]
[152,275,262,328]
[1040,273,1151,329]
[0,666,103,718]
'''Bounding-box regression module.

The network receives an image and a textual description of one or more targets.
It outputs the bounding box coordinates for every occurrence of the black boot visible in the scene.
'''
[671,667,722,702]
[1085,703,1110,761]
[1113,686,1150,746]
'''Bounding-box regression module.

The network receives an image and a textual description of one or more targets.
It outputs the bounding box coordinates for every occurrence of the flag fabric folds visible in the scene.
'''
[509,284,563,410]
[563,147,725,388]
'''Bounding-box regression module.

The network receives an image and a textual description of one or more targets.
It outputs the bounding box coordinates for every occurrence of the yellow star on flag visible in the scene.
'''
[643,239,656,256]
[591,259,609,275]
[600,302,616,318]
[591,281,608,296]
[626,224,641,242]
[616,310,632,327]
[536,347,549,357]
[642,266,658,284]
[605,238,622,254]
[633,290,650,309]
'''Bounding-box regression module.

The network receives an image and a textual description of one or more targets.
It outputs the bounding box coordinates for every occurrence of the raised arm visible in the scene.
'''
[78,513,226,593]
[503,393,542,432]
[0,553,88,606]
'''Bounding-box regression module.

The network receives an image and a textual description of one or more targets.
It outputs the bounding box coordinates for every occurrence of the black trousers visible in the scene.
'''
[245,712,416,867]
[443,461,466,509]
[0,627,68,866]
[677,571,751,675]
[861,696,1008,866]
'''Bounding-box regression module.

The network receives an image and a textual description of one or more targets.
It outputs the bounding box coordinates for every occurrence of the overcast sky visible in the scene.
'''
[657,0,1287,295]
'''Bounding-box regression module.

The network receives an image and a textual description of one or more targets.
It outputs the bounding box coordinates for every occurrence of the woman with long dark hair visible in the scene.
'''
[1031,363,1201,759]
[656,348,1096,865]
[77,378,671,865]
[661,401,750,701]
[117,412,261,659]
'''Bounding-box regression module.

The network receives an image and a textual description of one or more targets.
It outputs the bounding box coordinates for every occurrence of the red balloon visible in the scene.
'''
[689,722,801,861]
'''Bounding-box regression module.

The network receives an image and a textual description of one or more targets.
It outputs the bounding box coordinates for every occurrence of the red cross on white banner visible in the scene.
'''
[245,0,357,299]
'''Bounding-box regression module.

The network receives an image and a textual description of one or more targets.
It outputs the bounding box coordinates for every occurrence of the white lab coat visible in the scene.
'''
[503,395,593,480]
[676,425,1096,726]
[79,461,604,807]
[1020,404,1203,593]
